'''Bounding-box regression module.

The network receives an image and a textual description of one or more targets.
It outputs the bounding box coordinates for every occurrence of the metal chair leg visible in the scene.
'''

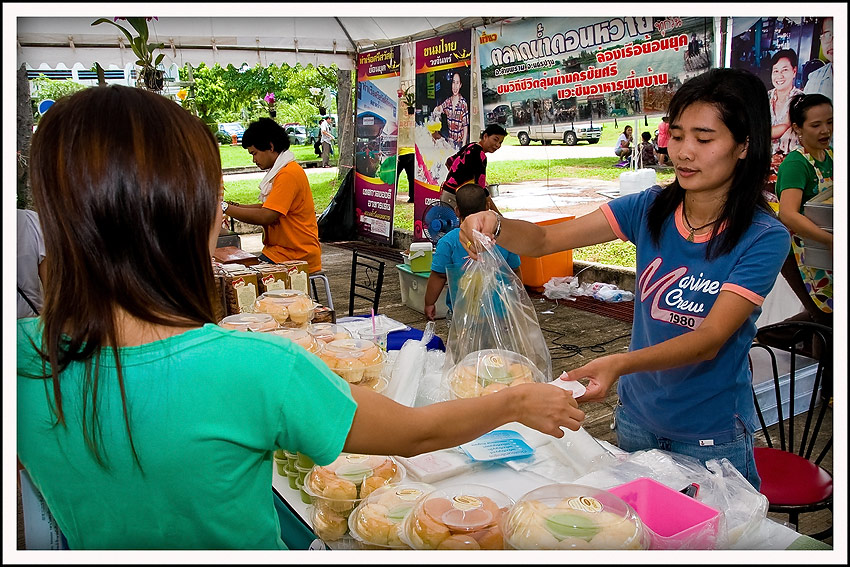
[309,273,333,311]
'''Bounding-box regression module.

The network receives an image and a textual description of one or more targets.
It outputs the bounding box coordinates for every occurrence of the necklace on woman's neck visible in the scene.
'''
[682,205,719,242]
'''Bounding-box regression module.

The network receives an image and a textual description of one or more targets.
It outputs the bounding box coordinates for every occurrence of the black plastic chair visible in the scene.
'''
[347,251,385,317]
[750,321,832,540]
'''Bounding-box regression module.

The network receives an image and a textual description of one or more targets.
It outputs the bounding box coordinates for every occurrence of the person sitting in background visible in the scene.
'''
[614,125,633,165]
[636,131,659,167]
[17,208,46,318]
[223,117,322,273]
[424,183,521,321]
[18,85,585,550]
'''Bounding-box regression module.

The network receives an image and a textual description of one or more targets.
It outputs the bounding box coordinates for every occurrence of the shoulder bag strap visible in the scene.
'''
[18,285,40,316]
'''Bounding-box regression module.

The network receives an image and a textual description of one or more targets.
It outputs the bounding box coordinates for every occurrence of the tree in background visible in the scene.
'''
[179,62,337,127]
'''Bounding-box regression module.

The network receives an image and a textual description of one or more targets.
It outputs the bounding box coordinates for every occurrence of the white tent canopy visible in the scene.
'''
[16,16,513,71]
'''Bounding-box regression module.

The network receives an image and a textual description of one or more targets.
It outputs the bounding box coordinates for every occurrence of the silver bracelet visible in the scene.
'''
[492,211,503,240]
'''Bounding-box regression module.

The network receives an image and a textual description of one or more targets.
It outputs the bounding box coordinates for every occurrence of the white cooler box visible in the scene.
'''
[396,264,449,319]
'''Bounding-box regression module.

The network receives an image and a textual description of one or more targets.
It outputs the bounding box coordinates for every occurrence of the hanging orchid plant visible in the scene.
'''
[92,17,165,91]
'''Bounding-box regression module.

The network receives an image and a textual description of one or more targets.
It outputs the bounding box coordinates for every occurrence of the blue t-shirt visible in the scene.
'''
[603,186,790,445]
[431,227,522,311]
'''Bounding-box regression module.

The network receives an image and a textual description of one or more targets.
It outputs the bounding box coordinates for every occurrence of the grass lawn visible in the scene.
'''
[500,116,664,148]
[221,139,671,268]
[219,143,329,168]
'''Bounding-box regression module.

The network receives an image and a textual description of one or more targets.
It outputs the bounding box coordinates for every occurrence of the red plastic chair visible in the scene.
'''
[750,321,832,540]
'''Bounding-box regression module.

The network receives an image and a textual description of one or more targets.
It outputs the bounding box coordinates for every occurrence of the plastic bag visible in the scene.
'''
[444,230,553,386]
[571,449,768,550]
[385,321,435,406]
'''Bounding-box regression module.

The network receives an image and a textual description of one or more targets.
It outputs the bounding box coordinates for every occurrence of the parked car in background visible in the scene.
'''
[285,124,309,145]
[217,122,245,143]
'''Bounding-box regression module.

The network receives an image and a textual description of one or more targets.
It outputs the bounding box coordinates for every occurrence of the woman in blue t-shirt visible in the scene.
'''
[460,68,791,489]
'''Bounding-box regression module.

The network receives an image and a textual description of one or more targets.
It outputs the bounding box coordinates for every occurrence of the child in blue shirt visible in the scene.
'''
[424,183,521,321]
[459,69,791,490]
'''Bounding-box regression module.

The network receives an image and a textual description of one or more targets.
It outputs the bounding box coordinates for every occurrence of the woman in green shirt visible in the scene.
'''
[17,85,585,550]
[775,93,833,322]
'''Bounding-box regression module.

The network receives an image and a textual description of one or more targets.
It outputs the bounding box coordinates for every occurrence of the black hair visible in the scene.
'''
[647,68,772,260]
[641,131,652,142]
[770,48,798,70]
[455,183,488,219]
[789,93,832,127]
[242,117,291,152]
[481,123,508,138]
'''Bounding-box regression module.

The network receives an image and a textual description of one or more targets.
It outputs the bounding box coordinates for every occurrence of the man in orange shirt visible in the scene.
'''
[222,118,322,273]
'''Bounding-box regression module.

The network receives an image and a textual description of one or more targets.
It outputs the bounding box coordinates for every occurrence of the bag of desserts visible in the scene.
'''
[444,230,552,386]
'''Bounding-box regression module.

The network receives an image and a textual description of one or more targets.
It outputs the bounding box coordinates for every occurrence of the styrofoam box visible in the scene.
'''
[396,264,448,319]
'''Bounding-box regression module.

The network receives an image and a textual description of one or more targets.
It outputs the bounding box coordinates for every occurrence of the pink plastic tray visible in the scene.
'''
[608,477,721,549]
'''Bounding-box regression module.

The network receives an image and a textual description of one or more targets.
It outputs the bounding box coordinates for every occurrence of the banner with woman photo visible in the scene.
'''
[478,17,714,141]
[729,16,833,189]
[354,46,401,244]
[411,30,473,242]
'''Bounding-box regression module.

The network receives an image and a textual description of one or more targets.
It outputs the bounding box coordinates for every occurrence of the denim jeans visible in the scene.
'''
[614,402,761,491]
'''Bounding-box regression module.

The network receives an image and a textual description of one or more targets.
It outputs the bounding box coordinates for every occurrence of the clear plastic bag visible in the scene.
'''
[444,230,553,385]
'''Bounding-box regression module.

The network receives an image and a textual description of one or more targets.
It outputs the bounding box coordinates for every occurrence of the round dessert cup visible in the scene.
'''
[501,483,648,550]
[218,312,278,332]
[348,482,435,550]
[399,483,514,550]
[307,323,352,345]
[303,454,406,542]
[262,327,323,354]
[317,338,387,390]
[448,349,545,399]
[253,289,317,326]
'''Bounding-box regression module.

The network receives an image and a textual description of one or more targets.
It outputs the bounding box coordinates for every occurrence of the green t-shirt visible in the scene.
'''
[776,150,833,212]
[17,321,357,549]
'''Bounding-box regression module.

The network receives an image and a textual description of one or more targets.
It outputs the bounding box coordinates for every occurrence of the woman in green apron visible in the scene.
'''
[775,93,833,323]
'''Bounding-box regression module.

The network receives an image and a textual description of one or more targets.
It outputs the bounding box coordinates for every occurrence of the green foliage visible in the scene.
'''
[179,62,338,128]
[30,76,86,105]
[215,131,232,145]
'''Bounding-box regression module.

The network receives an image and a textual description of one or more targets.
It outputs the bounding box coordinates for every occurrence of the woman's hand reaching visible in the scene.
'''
[561,355,621,403]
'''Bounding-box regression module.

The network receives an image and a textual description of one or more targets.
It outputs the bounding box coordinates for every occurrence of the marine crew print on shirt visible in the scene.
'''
[638,257,723,330]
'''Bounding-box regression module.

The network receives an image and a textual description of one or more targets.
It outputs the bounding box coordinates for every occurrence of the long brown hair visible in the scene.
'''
[29,85,222,468]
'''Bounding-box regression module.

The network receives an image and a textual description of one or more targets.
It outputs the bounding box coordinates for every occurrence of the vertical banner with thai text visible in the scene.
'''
[354,46,401,244]
[478,17,714,138]
[412,30,473,242]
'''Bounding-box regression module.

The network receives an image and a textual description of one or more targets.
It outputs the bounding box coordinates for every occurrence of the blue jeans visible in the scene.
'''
[614,402,761,491]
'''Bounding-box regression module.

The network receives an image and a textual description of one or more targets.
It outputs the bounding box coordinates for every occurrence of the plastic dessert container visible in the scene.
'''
[399,483,513,550]
[263,327,323,354]
[501,483,648,549]
[253,289,316,326]
[308,323,352,345]
[302,454,406,542]
[218,312,277,332]
[448,349,545,399]
[317,338,387,391]
[348,482,435,549]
